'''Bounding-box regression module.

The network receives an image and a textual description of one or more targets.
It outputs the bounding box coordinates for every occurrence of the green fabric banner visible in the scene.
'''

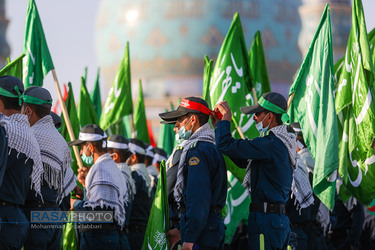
[142,160,169,249]
[90,68,102,120]
[335,0,375,205]
[289,4,339,210]
[100,42,133,130]
[134,80,150,144]
[23,0,54,88]
[0,54,25,80]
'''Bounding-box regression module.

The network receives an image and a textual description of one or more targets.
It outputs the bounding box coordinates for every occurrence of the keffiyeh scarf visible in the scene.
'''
[84,153,126,227]
[117,162,136,203]
[131,163,152,196]
[32,115,72,203]
[0,113,44,197]
[291,154,314,212]
[243,124,297,195]
[62,167,77,200]
[174,122,216,204]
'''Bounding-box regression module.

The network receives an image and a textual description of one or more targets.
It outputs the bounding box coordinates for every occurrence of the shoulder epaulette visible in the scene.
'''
[190,142,198,148]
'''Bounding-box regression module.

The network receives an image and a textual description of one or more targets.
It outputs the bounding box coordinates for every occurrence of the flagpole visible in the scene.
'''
[130,114,135,138]
[231,117,246,139]
[52,69,84,170]
[251,87,258,104]
[287,93,295,111]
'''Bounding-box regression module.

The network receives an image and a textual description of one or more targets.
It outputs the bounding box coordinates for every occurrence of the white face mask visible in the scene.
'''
[255,113,270,136]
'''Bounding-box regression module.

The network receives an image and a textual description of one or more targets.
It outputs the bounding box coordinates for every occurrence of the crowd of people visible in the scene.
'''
[0,74,374,250]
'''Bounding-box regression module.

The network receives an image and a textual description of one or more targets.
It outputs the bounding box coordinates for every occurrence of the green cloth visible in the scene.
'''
[100,42,133,130]
[289,4,339,210]
[134,80,150,144]
[202,56,213,105]
[78,76,98,128]
[23,0,54,88]
[224,172,251,244]
[142,160,169,249]
[335,0,375,205]
[90,68,102,120]
[0,54,25,80]
[62,212,78,250]
[248,31,271,98]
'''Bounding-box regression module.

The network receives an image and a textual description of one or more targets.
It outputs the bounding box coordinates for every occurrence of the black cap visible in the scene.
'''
[68,124,107,146]
[0,75,24,97]
[159,96,211,124]
[107,135,129,150]
[23,86,53,108]
[50,111,62,129]
[240,92,287,114]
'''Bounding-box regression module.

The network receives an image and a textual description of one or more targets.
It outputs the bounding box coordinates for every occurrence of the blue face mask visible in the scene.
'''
[255,113,270,136]
[175,117,193,143]
[81,146,93,166]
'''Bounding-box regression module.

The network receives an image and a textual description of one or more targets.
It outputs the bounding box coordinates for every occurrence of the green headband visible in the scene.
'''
[21,94,52,106]
[258,96,289,123]
[0,85,22,105]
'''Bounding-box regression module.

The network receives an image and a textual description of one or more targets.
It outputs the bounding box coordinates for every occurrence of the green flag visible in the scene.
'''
[289,4,339,210]
[100,42,133,130]
[142,160,169,249]
[208,13,254,137]
[90,68,102,120]
[157,109,176,156]
[134,80,150,144]
[368,28,375,64]
[62,212,78,250]
[23,0,54,88]
[224,172,251,244]
[0,54,25,79]
[206,13,255,182]
[249,31,271,98]
[335,0,375,205]
[60,82,80,176]
[202,56,213,104]
[78,76,99,128]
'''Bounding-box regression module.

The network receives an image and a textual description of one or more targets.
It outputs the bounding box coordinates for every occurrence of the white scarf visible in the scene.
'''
[0,113,44,197]
[32,115,72,203]
[117,162,136,203]
[84,153,126,227]
[131,163,152,196]
[147,165,159,177]
[243,124,297,195]
[174,122,216,204]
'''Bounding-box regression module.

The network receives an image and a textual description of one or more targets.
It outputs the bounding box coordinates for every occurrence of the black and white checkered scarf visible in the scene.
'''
[0,113,44,197]
[131,163,152,196]
[62,166,77,200]
[84,153,126,228]
[243,124,297,195]
[291,154,314,211]
[117,162,136,204]
[174,122,216,204]
[32,115,72,203]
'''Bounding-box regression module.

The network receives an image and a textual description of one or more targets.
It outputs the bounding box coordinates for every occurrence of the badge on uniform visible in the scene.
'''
[188,157,200,166]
